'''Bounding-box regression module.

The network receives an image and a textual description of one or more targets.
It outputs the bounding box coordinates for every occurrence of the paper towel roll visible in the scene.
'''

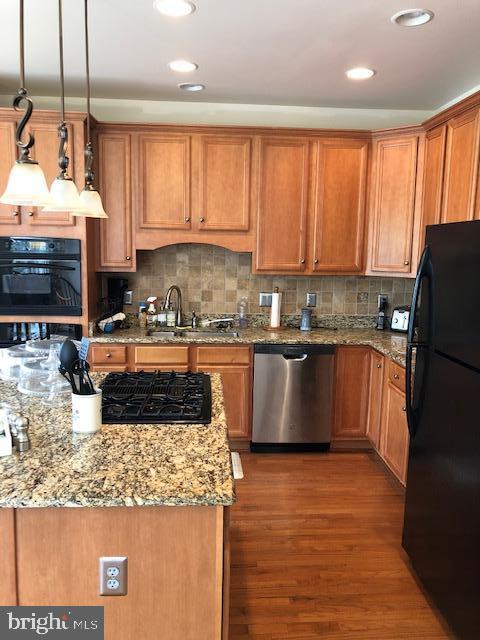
[270,290,282,328]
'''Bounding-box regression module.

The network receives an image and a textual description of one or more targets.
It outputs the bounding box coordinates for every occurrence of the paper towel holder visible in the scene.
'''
[264,286,286,332]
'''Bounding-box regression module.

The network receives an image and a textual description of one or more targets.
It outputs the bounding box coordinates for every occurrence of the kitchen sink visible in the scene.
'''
[147,329,240,339]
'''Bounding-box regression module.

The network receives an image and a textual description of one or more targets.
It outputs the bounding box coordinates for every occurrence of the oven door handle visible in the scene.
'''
[0,262,76,271]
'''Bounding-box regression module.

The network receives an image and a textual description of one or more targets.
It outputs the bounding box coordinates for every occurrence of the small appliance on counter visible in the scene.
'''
[106,277,129,315]
[376,295,388,330]
[390,305,410,332]
[300,308,313,331]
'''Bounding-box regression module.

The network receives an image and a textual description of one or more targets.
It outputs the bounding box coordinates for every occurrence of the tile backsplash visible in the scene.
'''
[110,244,414,318]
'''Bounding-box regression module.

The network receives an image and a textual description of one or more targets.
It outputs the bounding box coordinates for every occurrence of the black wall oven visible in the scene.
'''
[0,237,82,316]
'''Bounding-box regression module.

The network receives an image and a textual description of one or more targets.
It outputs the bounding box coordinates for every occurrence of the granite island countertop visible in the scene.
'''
[91,327,408,367]
[0,373,234,509]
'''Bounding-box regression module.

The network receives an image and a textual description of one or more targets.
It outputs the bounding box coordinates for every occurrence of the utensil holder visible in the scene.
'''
[72,389,102,434]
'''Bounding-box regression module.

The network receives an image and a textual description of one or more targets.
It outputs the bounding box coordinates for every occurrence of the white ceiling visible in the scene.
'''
[0,0,479,111]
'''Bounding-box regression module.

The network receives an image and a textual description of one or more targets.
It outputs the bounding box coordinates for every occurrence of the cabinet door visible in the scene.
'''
[311,139,368,272]
[196,365,252,440]
[441,109,480,224]
[0,121,21,225]
[27,121,76,226]
[366,350,384,450]
[369,136,418,273]
[136,133,191,230]
[380,379,409,485]
[194,135,252,231]
[332,346,370,440]
[420,125,446,245]
[255,137,310,272]
[98,133,135,270]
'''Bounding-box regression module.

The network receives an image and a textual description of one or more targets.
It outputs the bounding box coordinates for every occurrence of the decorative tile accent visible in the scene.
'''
[108,245,414,318]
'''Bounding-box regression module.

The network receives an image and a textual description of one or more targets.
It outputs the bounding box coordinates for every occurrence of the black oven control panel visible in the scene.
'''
[0,237,81,257]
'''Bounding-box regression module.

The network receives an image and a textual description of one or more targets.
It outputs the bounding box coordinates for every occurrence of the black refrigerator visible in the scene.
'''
[403,220,480,639]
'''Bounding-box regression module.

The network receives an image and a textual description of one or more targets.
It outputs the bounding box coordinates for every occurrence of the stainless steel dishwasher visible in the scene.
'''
[251,344,335,452]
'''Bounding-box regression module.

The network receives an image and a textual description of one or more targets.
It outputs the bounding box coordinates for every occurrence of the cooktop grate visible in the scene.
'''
[99,370,212,424]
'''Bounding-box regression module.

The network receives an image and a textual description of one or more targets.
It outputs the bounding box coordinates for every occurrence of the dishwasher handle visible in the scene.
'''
[282,354,308,361]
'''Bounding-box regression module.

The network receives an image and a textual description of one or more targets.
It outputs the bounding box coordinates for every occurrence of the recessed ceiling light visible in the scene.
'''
[168,60,198,73]
[346,67,376,80]
[178,82,205,92]
[153,0,196,17]
[391,8,434,26]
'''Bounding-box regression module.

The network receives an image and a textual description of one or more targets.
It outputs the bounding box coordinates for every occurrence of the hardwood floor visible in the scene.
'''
[229,452,453,640]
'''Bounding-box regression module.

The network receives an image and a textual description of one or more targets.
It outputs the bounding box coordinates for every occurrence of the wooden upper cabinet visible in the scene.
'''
[27,121,76,226]
[0,121,20,225]
[368,135,418,274]
[311,139,368,272]
[98,133,135,271]
[193,135,252,232]
[136,133,191,230]
[420,125,446,245]
[332,346,371,440]
[441,108,480,224]
[255,137,310,272]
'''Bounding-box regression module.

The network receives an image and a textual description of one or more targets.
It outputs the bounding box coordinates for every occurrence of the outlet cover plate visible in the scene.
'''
[99,556,128,596]
[306,292,317,307]
[259,292,272,307]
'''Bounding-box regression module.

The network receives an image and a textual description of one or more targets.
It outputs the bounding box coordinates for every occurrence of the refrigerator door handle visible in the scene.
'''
[407,245,431,345]
[406,343,417,438]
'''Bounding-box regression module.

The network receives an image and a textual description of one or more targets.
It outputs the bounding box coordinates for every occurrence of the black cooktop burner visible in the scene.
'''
[99,371,212,424]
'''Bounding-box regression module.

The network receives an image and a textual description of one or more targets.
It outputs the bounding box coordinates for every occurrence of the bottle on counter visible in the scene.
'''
[238,297,248,329]
[158,304,167,327]
[146,296,158,327]
[166,305,176,327]
[191,311,198,329]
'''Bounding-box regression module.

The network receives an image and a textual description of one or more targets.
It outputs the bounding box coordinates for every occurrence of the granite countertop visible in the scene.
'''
[92,327,408,367]
[0,373,234,509]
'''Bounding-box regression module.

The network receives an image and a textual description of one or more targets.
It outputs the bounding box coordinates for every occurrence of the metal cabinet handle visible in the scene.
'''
[126,256,131,261]
[28,211,34,217]
[314,259,319,264]
[106,353,112,358]
[394,373,399,379]
[402,406,407,412]
[300,258,305,264]
[185,216,190,222]
[12,211,19,217]
[199,217,205,223]
[404,260,410,266]
[377,364,382,369]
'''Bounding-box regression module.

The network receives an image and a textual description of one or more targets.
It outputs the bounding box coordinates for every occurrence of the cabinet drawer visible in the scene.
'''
[388,360,405,392]
[134,345,189,365]
[90,345,127,365]
[195,346,251,366]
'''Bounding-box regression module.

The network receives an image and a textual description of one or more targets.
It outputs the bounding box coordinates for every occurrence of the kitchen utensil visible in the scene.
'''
[59,340,80,394]
[72,358,95,395]
[79,337,90,362]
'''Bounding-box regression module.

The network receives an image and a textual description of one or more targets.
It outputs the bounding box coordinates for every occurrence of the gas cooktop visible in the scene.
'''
[99,371,212,424]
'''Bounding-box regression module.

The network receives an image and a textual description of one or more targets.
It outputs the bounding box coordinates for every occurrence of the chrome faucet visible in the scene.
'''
[164,285,183,327]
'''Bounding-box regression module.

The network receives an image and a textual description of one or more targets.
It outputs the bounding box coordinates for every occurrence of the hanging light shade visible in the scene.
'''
[71,0,108,219]
[0,0,51,207]
[43,0,86,214]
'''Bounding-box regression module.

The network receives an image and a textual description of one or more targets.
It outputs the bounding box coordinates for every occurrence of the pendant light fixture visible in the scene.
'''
[72,0,108,218]
[43,0,85,213]
[0,0,51,207]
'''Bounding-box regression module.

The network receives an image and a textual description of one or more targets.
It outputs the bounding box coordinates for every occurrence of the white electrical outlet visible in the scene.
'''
[99,557,128,596]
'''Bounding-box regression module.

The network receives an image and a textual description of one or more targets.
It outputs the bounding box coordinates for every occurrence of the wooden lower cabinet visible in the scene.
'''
[10,506,227,640]
[0,509,16,605]
[332,346,371,440]
[379,365,409,485]
[366,350,385,449]
[90,343,253,441]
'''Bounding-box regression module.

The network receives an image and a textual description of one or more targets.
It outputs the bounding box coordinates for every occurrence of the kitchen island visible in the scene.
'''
[0,373,233,640]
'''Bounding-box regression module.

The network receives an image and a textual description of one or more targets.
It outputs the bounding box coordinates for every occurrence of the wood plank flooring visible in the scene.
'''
[229,453,454,640]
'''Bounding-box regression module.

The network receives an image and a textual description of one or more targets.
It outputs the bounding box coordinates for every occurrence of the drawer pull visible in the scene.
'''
[126,256,131,261]
[199,217,205,223]
[106,353,112,358]
[402,406,407,412]
[300,258,305,264]
[314,259,319,264]
[404,261,410,266]
[394,373,399,379]
[28,211,34,217]
[185,216,190,222]
[12,211,19,217]
[377,363,382,369]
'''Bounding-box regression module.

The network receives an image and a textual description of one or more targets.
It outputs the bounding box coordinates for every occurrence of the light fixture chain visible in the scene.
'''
[85,0,91,145]
[56,0,70,179]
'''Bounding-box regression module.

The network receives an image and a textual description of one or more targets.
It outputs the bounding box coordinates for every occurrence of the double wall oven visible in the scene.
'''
[0,236,83,347]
